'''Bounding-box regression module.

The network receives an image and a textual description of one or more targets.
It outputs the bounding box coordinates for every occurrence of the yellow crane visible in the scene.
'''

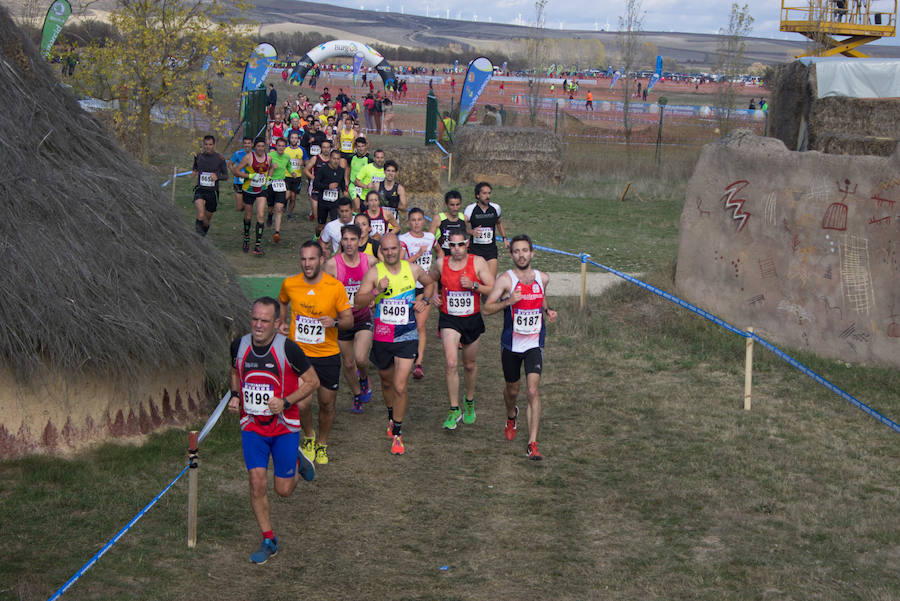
[781,0,897,56]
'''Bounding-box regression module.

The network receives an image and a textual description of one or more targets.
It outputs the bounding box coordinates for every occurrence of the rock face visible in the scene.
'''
[676,130,900,368]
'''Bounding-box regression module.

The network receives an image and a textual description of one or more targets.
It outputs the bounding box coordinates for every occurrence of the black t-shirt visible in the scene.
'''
[301,131,327,156]
[193,152,229,191]
[313,165,346,198]
[465,202,501,247]
[230,336,311,376]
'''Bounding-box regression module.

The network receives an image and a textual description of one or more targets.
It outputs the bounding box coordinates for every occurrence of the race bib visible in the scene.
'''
[415,251,432,271]
[242,382,273,416]
[473,227,494,244]
[384,207,398,220]
[380,298,409,325]
[345,283,359,306]
[513,308,542,335]
[250,173,266,189]
[294,315,326,345]
[271,179,286,192]
[341,139,352,151]
[199,172,215,187]
[372,175,385,184]
[371,220,386,235]
[323,189,339,202]
[310,145,321,156]
[289,158,301,171]
[446,290,475,316]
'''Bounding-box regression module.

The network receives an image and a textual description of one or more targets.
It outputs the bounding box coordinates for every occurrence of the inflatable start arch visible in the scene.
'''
[290,40,395,87]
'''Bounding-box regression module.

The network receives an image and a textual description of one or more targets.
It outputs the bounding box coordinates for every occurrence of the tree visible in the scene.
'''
[72,0,253,161]
[714,3,754,134]
[618,0,644,151]
[525,0,549,126]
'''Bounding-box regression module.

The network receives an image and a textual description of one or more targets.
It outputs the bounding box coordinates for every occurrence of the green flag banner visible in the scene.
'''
[40,0,71,59]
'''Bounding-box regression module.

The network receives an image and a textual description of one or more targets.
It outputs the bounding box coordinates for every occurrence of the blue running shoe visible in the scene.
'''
[351,395,364,414]
[298,448,316,482]
[250,537,278,564]
[359,377,372,403]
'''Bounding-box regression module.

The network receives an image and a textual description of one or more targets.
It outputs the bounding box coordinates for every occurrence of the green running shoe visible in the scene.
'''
[442,407,462,430]
[463,399,476,425]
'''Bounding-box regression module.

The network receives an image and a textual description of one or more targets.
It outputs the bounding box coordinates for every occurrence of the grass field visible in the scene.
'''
[3,104,900,600]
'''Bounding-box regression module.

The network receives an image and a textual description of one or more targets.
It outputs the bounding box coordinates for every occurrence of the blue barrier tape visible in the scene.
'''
[161,170,193,188]
[47,465,191,601]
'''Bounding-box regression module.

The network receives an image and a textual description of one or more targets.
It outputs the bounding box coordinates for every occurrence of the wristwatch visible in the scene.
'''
[473,282,479,291]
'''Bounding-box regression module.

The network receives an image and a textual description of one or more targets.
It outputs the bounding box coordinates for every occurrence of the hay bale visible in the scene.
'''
[765,61,814,151]
[384,145,444,215]
[0,6,247,457]
[453,126,564,186]
[814,132,898,156]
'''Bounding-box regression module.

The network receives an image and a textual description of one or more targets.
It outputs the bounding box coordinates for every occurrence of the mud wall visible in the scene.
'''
[676,131,900,368]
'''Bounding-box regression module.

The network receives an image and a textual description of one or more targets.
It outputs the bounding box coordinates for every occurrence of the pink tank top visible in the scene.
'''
[335,253,372,323]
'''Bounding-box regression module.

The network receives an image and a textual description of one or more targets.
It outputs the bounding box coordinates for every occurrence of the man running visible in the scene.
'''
[354,148,385,200]
[267,137,290,243]
[483,234,558,460]
[228,136,253,212]
[191,135,229,236]
[430,190,469,261]
[319,196,355,255]
[355,233,434,455]
[228,297,319,564]
[398,208,436,380]
[428,232,494,429]
[312,150,347,237]
[464,181,509,279]
[377,160,406,224]
[348,137,371,211]
[303,138,333,228]
[231,137,272,255]
[325,224,378,414]
[284,131,307,220]
[279,241,354,464]
[301,121,328,221]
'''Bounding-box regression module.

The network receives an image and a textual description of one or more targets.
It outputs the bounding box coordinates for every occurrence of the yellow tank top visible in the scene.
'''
[339,128,355,154]
[373,261,417,342]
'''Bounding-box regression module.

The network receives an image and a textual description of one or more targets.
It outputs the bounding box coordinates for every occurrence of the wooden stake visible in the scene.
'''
[580,261,588,309]
[619,182,632,202]
[187,430,199,548]
[171,166,177,204]
[744,327,754,411]
[447,153,453,182]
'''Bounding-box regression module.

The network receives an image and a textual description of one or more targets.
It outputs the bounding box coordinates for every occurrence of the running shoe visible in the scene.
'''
[391,434,405,455]
[314,443,329,465]
[442,407,462,430]
[253,245,264,256]
[298,448,315,481]
[286,212,294,221]
[412,364,424,380]
[273,232,280,244]
[504,406,518,441]
[351,396,363,414]
[250,537,278,564]
[242,239,250,253]
[526,441,543,461]
[386,419,394,438]
[463,399,476,425]
[359,378,372,403]
[300,436,316,462]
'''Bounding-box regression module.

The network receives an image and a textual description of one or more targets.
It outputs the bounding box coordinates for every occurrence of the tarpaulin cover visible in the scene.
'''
[798,57,900,98]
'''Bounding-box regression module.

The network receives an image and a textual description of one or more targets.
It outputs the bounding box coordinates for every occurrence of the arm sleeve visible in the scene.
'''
[284,340,312,375]
[192,155,199,171]
[218,156,229,179]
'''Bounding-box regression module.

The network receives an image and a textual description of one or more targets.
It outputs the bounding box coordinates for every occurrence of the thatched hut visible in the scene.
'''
[0,7,247,457]
[452,126,564,186]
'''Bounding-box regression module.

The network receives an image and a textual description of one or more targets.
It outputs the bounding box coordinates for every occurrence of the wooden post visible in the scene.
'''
[171,166,177,204]
[744,327,754,411]
[447,153,452,182]
[187,430,199,548]
[579,254,589,310]
[619,182,632,202]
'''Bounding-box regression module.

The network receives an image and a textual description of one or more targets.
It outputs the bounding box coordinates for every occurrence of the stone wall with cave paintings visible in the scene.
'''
[676,131,900,368]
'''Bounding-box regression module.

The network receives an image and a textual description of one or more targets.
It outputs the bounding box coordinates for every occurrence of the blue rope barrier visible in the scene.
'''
[161,170,193,188]
[47,465,190,601]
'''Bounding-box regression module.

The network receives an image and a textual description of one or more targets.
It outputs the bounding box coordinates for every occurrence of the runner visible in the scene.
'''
[354,148,385,199]
[363,190,398,241]
[337,115,358,163]
[231,137,272,255]
[267,137,291,243]
[347,137,372,211]
[312,149,348,237]
[284,131,307,220]
[428,232,495,429]
[398,208,436,380]
[354,212,381,259]
[319,196,355,255]
[301,121,328,221]
[303,138,333,228]
[228,136,253,212]
[430,190,470,261]
[191,135,229,236]
[464,182,509,279]
[279,241,354,465]
[377,160,406,224]
[228,297,319,564]
[355,233,435,455]
[324,224,378,414]
[483,234,558,460]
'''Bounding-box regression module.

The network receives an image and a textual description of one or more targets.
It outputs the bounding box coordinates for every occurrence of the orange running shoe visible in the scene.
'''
[273,232,281,243]
[386,419,394,438]
[504,406,518,441]
[391,435,405,455]
[526,441,542,461]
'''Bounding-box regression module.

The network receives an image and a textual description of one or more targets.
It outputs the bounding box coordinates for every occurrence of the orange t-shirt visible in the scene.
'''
[279,273,351,357]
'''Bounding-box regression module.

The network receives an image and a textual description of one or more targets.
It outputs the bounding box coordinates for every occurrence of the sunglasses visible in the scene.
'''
[447,241,466,248]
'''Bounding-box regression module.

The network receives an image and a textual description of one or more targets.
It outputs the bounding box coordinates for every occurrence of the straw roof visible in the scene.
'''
[0,7,247,381]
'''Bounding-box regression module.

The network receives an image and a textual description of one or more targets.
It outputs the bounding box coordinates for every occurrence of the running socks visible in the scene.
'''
[243,219,251,239]
[387,407,394,422]
[255,222,264,245]
[392,420,402,436]
[262,530,275,540]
